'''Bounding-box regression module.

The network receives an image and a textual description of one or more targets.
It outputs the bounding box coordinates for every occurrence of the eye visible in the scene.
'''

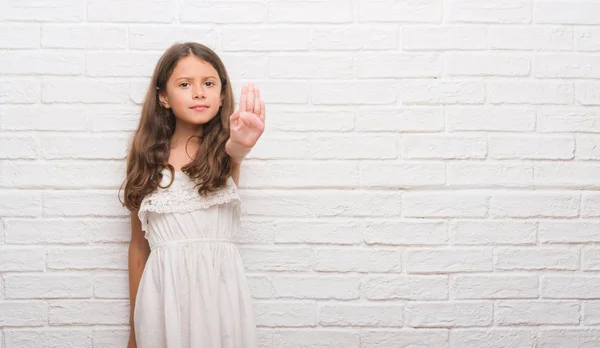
[179,82,191,88]
[205,81,215,87]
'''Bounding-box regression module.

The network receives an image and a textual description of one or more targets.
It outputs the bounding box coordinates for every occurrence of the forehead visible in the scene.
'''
[170,55,219,79]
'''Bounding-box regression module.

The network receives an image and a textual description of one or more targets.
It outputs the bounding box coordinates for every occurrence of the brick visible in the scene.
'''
[0,0,85,22]
[241,191,402,217]
[0,301,46,326]
[541,276,600,299]
[271,275,360,300]
[362,220,448,246]
[267,1,352,23]
[1,162,124,189]
[540,221,600,243]
[4,329,92,347]
[0,50,83,75]
[356,107,444,132]
[450,220,537,245]
[48,300,128,325]
[253,301,317,327]
[402,135,487,159]
[399,80,485,104]
[3,219,90,244]
[582,193,600,217]
[448,162,533,187]
[0,191,43,217]
[535,163,600,188]
[42,25,127,49]
[94,273,128,299]
[583,301,600,325]
[355,53,441,78]
[271,220,362,245]
[490,192,579,218]
[87,0,176,22]
[360,161,446,188]
[222,28,309,51]
[272,330,359,348]
[41,134,129,159]
[0,24,40,48]
[445,53,530,76]
[239,247,313,272]
[266,107,354,132]
[319,303,403,327]
[362,275,448,300]
[246,276,274,299]
[489,135,574,159]
[269,54,352,79]
[314,247,401,273]
[93,329,129,348]
[576,82,600,105]
[0,78,40,104]
[0,134,39,159]
[579,135,600,161]
[487,80,573,105]
[406,248,492,273]
[402,26,487,50]
[179,2,266,23]
[446,106,536,131]
[583,248,600,271]
[539,329,600,348]
[403,192,488,218]
[311,26,397,50]
[43,191,129,217]
[4,274,92,299]
[0,247,45,272]
[0,105,88,131]
[446,0,531,23]
[46,246,128,270]
[535,53,600,78]
[312,81,397,105]
[241,161,358,188]
[538,107,600,132]
[406,301,493,327]
[535,0,600,24]
[86,52,161,77]
[451,329,537,348]
[576,27,600,51]
[42,78,130,103]
[129,26,217,50]
[451,275,538,299]
[490,26,572,50]
[496,300,580,325]
[356,0,441,23]
[495,248,579,271]
[361,329,448,348]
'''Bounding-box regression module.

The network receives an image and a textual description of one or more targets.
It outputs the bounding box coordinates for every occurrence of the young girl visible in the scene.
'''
[120,42,265,348]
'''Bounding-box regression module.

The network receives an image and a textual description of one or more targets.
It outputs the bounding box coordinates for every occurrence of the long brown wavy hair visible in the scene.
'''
[119,42,235,212]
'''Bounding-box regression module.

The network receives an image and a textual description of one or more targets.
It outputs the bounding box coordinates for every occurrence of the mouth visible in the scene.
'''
[189,105,209,111]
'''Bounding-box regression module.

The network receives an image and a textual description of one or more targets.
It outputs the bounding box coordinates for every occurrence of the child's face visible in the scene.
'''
[159,55,224,126]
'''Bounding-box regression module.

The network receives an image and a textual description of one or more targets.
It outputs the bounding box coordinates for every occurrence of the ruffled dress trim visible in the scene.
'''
[138,170,241,232]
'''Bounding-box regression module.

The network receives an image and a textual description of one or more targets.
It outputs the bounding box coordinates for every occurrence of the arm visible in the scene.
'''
[225,139,250,187]
[128,209,150,348]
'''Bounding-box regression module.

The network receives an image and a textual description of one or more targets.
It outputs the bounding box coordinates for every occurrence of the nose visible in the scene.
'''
[192,84,204,99]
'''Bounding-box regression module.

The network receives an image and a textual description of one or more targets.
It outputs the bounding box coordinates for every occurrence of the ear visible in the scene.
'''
[158,91,171,109]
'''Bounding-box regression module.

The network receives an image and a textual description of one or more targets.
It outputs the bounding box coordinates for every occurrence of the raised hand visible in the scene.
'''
[229,83,265,150]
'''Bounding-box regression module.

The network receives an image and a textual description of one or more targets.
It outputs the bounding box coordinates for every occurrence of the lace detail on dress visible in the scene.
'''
[137,170,241,232]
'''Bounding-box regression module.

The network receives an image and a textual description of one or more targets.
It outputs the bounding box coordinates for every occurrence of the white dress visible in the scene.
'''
[134,168,257,348]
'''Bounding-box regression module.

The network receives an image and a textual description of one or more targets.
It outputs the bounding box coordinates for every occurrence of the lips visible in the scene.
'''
[189,105,209,111]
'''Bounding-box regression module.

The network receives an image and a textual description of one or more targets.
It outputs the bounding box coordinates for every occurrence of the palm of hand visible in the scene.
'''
[229,83,265,149]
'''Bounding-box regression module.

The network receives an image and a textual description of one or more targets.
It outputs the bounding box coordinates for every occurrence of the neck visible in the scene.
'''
[170,120,202,150]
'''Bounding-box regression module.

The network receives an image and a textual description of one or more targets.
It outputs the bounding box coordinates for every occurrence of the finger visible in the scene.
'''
[230,109,240,127]
[259,100,265,122]
[254,88,261,116]
[247,83,255,115]
[239,85,248,112]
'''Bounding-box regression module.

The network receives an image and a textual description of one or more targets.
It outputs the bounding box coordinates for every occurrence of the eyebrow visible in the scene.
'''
[175,76,218,81]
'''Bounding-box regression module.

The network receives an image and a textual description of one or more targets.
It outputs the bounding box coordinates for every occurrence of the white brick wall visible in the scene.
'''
[1,0,599,347]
